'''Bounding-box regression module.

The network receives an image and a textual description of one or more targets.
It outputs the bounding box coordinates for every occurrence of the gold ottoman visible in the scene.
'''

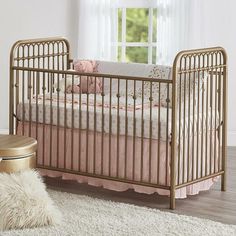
[0,135,37,173]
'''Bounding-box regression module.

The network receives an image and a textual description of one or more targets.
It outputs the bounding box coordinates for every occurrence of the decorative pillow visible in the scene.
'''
[135,66,206,108]
[96,60,162,96]
[0,170,61,231]
[95,61,177,103]
[74,60,97,73]
[73,60,102,93]
[54,69,80,93]
[127,65,173,106]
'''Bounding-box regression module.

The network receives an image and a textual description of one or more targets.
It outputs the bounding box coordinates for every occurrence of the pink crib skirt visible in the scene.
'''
[17,122,218,199]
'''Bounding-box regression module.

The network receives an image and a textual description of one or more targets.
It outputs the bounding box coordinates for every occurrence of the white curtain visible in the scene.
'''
[156,0,192,65]
[77,0,117,60]
[77,0,199,65]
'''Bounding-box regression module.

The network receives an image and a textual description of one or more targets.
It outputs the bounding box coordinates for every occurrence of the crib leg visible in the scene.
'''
[170,188,176,210]
[221,173,226,191]
[221,143,227,191]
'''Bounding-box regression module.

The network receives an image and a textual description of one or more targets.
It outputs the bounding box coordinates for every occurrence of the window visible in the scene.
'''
[114,0,158,64]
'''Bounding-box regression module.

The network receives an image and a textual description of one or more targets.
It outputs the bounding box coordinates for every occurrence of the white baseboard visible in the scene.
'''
[228,131,236,147]
[0,129,8,134]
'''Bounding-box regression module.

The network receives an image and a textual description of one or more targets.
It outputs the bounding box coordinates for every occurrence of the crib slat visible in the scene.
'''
[14,47,20,133]
[28,71,32,137]
[218,55,222,172]
[149,81,153,183]
[71,74,75,170]
[196,55,200,180]
[86,75,89,172]
[133,80,137,181]
[177,59,182,185]
[101,77,105,175]
[187,57,191,182]
[108,78,112,177]
[157,82,161,185]
[42,72,46,166]
[57,72,60,169]
[35,72,39,146]
[62,42,65,71]
[214,53,218,174]
[141,81,144,182]
[165,83,169,186]
[205,53,209,176]
[210,53,214,175]
[64,73,67,169]
[56,42,60,70]
[116,78,120,178]
[182,57,187,183]
[79,75,82,172]
[192,56,196,181]
[125,80,128,179]
[50,73,53,167]
[200,54,205,178]
[93,77,97,174]
[22,46,25,136]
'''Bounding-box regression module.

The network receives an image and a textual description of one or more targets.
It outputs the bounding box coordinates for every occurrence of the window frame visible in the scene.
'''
[113,0,158,64]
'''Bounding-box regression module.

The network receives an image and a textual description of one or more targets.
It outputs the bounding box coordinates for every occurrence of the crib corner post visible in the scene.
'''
[221,174,226,192]
[170,131,177,210]
[170,188,176,210]
[9,41,17,135]
[169,127,176,210]
[169,54,179,210]
[221,47,228,192]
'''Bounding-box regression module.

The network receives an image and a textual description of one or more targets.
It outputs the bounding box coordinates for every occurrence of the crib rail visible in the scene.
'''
[11,67,173,190]
[9,38,227,210]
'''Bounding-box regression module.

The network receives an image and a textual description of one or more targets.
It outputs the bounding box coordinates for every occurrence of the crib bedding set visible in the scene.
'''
[16,59,219,198]
[10,38,227,209]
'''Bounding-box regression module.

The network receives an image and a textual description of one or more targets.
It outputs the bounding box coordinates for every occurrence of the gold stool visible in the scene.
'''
[0,135,37,173]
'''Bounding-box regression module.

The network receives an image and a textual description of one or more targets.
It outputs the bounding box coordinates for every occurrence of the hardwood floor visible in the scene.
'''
[45,147,236,225]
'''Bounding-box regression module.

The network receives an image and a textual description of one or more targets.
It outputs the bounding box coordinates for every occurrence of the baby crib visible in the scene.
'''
[9,37,227,209]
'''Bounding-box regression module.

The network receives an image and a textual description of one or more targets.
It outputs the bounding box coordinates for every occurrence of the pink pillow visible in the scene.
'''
[73,60,102,94]
[74,60,97,73]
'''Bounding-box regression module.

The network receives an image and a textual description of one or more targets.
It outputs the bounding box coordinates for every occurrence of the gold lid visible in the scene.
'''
[0,135,37,158]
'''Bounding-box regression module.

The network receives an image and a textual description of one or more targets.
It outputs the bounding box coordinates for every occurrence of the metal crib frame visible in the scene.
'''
[9,37,227,209]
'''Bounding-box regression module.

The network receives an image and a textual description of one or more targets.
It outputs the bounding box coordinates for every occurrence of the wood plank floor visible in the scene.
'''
[45,147,236,225]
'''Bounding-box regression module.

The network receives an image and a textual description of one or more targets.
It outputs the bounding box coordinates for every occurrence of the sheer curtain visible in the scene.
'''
[77,0,196,64]
[77,0,117,60]
[156,0,192,65]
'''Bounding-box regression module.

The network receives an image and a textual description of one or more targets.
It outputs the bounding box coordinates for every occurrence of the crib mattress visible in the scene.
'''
[16,93,219,140]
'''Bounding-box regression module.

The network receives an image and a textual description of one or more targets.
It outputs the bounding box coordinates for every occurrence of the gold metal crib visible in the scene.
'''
[9,37,227,209]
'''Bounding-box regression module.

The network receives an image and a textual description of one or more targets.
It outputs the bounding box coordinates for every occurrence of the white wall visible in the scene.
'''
[0,0,74,133]
[189,0,236,146]
[205,0,236,146]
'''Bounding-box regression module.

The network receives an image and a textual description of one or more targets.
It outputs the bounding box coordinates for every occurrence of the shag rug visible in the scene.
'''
[0,171,61,231]
[1,190,235,236]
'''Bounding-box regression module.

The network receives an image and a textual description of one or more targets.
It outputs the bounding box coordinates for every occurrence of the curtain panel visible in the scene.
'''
[77,0,117,60]
[156,0,192,65]
[77,0,195,65]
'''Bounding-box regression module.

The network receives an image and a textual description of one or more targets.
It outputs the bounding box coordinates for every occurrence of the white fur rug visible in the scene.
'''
[0,171,61,231]
[1,189,236,236]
